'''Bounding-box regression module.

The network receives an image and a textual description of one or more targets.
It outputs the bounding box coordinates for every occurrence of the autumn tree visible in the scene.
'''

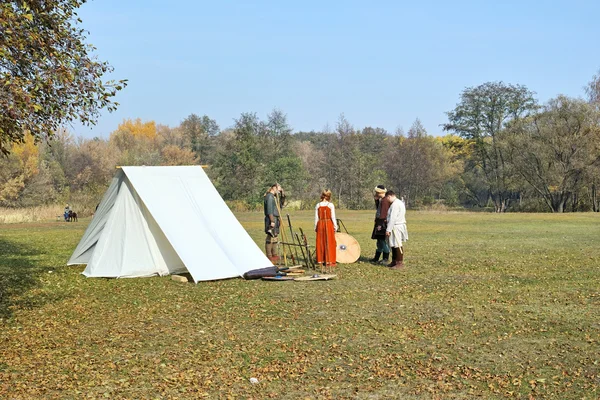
[179,114,219,163]
[109,118,161,166]
[314,115,387,208]
[0,133,39,205]
[386,120,428,206]
[360,126,389,156]
[586,68,600,105]
[264,108,293,156]
[161,145,197,166]
[0,0,126,155]
[69,138,117,191]
[293,139,326,205]
[586,165,600,212]
[292,120,390,209]
[209,110,310,205]
[437,135,486,207]
[386,120,458,207]
[264,156,309,202]
[41,128,74,177]
[211,113,264,201]
[506,96,600,212]
[444,82,538,212]
[37,129,74,201]
[156,124,186,148]
[262,109,307,196]
[323,114,356,207]
[113,118,157,141]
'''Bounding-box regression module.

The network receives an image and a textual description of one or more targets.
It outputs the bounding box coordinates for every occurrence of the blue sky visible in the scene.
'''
[75,0,600,138]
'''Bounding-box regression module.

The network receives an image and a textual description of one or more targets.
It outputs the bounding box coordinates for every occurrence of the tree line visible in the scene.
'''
[1,73,599,214]
[2,2,599,214]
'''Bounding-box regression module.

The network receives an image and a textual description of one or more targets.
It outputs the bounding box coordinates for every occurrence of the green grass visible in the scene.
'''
[1,211,599,399]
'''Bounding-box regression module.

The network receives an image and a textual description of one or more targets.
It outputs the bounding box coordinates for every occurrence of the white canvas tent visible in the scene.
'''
[68,166,272,282]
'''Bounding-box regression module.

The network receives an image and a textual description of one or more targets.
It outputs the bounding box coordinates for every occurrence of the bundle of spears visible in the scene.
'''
[277,213,317,271]
[273,193,316,271]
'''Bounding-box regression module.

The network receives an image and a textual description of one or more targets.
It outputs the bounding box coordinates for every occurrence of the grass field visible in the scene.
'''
[0,211,599,399]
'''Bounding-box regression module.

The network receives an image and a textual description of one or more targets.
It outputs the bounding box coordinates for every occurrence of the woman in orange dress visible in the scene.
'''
[315,190,338,269]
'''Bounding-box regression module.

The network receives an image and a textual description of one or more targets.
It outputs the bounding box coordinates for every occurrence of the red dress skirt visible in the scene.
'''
[316,206,336,266]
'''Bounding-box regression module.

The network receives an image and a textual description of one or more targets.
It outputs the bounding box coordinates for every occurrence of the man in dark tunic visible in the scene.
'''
[370,185,391,264]
[264,183,285,263]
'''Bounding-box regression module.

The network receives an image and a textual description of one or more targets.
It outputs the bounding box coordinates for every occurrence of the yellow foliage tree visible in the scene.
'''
[109,118,161,165]
[0,133,40,203]
[437,134,474,161]
[11,132,40,178]
[116,118,157,140]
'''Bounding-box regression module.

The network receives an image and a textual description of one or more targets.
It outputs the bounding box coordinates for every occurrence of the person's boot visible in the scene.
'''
[387,248,397,268]
[270,243,280,263]
[369,251,382,263]
[379,252,390,265]
[390,247,405,270]
[265,243,273,260]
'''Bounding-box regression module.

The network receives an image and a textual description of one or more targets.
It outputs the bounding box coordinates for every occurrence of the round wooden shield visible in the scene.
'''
[335,232,361,263]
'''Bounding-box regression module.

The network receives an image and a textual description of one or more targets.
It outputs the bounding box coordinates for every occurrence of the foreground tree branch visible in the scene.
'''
[0,0,127,155]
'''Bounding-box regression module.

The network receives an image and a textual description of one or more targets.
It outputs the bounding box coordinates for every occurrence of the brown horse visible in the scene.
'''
[68,210,78,222]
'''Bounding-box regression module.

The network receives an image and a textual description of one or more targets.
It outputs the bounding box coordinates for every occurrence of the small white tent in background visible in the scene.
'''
[68,166,272,282]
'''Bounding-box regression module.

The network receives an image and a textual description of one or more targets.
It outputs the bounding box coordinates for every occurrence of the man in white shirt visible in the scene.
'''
[385,190,408,269]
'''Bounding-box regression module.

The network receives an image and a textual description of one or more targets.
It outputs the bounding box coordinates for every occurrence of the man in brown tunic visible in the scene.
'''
[370,185,391,264]
[264,183,285,263]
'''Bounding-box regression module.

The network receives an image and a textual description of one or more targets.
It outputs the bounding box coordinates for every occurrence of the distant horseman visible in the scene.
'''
[64,203,70,222]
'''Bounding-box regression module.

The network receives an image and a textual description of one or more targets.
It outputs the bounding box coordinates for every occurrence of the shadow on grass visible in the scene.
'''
[0,237,61,320]
[357,255,382,264]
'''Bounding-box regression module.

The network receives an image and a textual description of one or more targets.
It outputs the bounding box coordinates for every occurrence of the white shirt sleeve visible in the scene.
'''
[329,203,338,231]
[399,200,406,223]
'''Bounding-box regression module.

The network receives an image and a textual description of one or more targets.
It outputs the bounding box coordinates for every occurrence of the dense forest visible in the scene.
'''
[1,76,600,215]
